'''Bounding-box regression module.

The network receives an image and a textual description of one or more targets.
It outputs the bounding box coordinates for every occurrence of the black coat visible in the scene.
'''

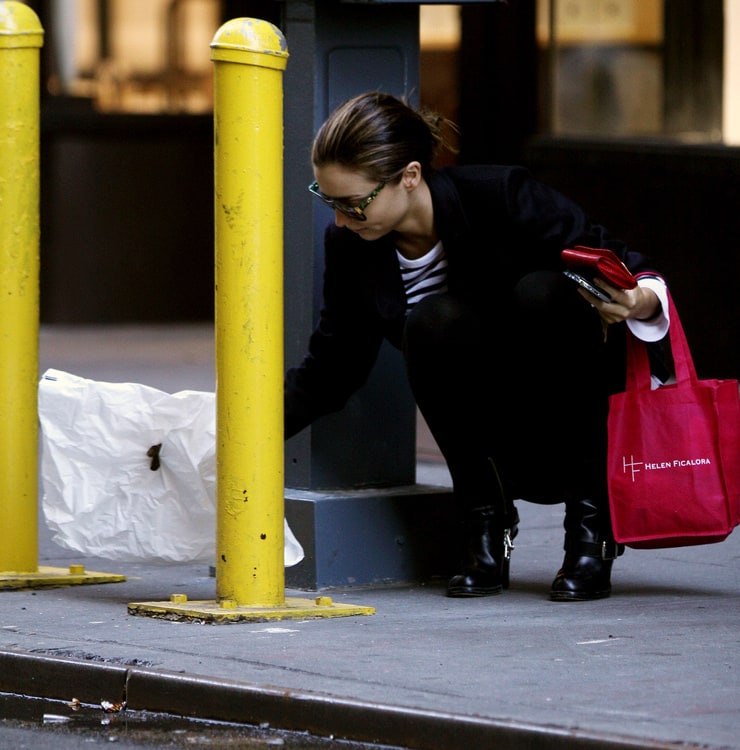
[284,165,656,439]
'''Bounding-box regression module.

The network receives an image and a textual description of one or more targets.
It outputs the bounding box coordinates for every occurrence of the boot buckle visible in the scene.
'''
[503,528,515,561]
[601,541,620,561]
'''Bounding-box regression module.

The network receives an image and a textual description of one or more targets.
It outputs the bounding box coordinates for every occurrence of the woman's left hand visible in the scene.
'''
[579,282,660,325]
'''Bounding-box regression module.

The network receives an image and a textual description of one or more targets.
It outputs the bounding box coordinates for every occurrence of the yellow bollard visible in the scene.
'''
[0,1,43,574]
[128,18,373,622]
[0,2,124,591]
[211,17,289,608]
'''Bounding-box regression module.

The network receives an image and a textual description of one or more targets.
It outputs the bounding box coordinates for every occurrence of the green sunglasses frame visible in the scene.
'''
[307,179,387,221]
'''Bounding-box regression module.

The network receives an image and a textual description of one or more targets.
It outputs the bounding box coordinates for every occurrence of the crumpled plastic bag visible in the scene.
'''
[38,368,303,566]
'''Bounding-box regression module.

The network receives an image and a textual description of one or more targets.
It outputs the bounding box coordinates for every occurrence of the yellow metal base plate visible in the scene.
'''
[0,565,126,591]
[127,595,375,623]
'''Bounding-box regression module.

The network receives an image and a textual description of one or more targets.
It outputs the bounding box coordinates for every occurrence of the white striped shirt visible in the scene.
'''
[397,241,448,312]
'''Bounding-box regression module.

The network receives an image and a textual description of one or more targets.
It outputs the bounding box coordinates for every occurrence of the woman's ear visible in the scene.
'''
[402,161,422,189]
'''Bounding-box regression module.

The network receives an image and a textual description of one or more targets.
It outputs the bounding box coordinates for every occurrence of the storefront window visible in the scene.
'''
[45,0,222,113]
[537,0,731,143]
[420,4,461,163]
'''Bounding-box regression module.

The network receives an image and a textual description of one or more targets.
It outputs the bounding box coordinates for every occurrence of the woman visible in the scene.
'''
[285,91,669,601]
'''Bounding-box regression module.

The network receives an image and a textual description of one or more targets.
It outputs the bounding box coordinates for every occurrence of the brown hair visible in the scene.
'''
[311,91,456,184]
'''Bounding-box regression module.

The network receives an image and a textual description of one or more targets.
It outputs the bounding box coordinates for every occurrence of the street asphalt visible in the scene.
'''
[0,324,738,750]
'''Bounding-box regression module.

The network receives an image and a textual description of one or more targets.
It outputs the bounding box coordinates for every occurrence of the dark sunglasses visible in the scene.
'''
[307,179,387,221]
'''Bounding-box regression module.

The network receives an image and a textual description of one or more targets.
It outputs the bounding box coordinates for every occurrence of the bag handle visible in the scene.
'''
[625,286,697,391]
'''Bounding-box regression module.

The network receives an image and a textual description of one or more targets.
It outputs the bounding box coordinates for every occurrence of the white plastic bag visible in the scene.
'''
[38,368,303,566]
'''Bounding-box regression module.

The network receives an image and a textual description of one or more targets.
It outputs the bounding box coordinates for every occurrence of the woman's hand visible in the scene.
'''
[579,282,660,325]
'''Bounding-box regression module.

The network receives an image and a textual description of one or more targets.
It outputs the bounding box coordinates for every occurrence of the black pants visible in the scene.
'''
[401,271,626,517]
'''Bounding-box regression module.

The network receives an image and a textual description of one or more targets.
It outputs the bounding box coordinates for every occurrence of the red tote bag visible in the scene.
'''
[607,290,740,548]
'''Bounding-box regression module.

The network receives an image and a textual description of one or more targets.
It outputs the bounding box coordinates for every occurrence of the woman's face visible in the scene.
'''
[312,163,411,241]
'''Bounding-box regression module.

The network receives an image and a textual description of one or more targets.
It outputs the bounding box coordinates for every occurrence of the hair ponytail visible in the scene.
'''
[312,91,457,183]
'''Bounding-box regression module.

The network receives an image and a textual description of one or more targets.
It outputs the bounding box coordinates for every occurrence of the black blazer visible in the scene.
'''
[284,165,656,439]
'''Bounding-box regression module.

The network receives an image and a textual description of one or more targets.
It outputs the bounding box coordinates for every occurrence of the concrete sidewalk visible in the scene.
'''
[0,325,738,750]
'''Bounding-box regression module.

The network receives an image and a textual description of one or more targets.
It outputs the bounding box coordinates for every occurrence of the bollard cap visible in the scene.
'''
[0,1,44,49]
[211,17,288,70]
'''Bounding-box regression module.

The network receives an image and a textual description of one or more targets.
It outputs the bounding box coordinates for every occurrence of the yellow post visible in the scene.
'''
[0,2,124,591]
[128,18,373,622]
[211,17,289,608]
[0,1,43,573]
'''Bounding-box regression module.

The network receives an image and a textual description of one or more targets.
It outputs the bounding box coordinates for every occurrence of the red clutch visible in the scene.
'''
[561,246,637,290]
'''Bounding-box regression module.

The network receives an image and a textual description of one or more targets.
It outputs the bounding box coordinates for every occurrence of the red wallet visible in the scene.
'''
[561,246,637,290]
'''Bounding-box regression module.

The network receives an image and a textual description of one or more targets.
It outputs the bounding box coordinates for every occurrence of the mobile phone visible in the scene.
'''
[563,270,613,303]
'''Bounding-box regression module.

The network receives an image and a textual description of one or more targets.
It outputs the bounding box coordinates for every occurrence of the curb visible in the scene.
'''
[0,649,703,750]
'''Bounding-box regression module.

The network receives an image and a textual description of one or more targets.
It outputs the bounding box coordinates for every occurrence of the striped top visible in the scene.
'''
[397,241,448,312]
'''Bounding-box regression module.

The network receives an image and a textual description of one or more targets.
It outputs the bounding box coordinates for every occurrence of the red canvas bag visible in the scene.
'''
[607,290,740,548]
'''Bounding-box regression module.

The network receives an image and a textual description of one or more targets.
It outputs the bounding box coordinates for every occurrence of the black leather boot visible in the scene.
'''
[549,497,624,602]
[446,504,519,597]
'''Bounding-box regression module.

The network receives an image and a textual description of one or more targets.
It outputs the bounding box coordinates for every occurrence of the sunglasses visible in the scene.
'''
[308,179,387,221]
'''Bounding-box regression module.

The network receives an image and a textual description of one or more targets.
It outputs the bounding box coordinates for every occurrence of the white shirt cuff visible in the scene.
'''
[626,276,669,342]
